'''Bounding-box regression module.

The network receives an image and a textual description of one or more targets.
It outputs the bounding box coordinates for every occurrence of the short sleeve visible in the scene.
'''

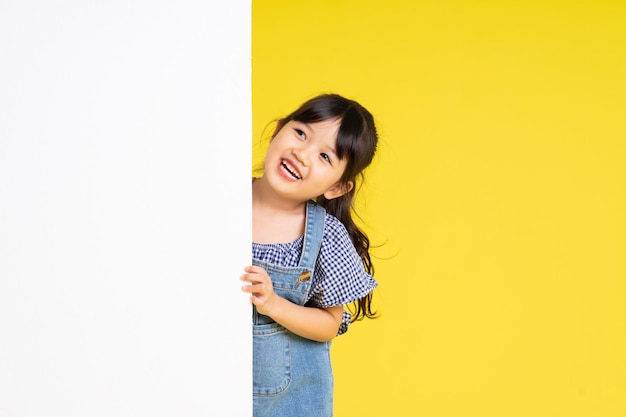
[305,214,377,335]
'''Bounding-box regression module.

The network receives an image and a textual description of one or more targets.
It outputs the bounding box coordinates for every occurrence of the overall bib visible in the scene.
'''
[252,201,334,417]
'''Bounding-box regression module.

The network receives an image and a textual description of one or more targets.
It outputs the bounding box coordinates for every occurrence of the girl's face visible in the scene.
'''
[263,119,353,202]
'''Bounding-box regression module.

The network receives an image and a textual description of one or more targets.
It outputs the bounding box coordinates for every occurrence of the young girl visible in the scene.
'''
[241,93,379,417]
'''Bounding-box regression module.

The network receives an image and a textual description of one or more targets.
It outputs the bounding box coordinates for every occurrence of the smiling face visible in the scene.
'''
[262,118,354,203]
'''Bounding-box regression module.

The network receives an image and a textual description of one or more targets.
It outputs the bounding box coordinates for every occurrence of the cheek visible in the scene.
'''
[335,162,350,180]
[264,141,282,159]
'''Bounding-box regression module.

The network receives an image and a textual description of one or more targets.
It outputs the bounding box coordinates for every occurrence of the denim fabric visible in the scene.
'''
[252,201,334,417]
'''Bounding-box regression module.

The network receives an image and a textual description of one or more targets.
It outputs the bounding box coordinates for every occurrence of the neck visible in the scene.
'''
[251,176,307,244]
[252,176,307,215]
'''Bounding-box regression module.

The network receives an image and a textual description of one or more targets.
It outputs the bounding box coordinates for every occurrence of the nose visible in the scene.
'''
[292,146,311,167]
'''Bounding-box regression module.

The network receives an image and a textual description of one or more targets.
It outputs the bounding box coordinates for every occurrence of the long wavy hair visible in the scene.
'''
[279,93,379,322]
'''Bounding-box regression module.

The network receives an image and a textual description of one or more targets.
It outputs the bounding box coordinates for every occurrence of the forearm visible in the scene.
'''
[265,300,343,342]
[241,265,344,342]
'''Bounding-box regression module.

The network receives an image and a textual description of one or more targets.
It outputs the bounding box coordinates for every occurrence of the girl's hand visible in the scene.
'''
[241,265,279,317]
[241,265,343,342]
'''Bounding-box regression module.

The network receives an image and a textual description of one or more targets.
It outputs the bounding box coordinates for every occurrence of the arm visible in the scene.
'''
[241,265,343,342]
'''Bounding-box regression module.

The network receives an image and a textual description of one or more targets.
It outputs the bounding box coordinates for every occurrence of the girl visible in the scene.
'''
[241,93,379,417]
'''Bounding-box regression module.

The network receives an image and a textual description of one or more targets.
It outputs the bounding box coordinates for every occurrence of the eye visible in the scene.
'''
[294,128,306,140]
[320,153,331,164]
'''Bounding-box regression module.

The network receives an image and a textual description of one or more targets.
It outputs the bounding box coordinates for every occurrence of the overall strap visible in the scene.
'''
[297,200,326,270]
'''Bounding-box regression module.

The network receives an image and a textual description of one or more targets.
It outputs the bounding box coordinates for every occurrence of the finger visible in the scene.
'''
[241,283,265,294]
[240,272,270,285]
[240,273,258,283]
[244,265,267,274]
[249,294,264,307]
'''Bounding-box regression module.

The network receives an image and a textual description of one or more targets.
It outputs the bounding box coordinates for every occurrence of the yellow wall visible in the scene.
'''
[252,1,626,416]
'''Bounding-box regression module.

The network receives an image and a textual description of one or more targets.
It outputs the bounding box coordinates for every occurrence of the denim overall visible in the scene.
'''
[252,201,334,417]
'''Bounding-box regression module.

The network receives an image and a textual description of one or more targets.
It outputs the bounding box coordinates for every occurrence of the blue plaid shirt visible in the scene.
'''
[252,213,377,335]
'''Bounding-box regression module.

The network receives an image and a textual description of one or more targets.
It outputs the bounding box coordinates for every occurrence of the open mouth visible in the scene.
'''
[280,160,301,180]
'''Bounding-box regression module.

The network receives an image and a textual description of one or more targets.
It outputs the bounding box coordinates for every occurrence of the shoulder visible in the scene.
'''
[322,212,352,247]
[311,206,377,311]
[306,200,351,247]
[308,200,360,269]
[318,212,363,272]
[305,199,355,256]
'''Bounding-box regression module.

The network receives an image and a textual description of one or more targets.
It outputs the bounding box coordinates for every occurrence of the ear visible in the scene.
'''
[323,181,354,200]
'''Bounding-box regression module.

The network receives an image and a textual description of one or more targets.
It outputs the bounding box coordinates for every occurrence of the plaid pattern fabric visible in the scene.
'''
[252,213,377,335]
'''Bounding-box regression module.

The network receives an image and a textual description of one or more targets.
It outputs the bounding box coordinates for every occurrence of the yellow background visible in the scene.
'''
[252,1,625,416]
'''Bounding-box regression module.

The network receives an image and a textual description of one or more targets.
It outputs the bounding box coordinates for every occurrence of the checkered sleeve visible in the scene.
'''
[306,214,377,335]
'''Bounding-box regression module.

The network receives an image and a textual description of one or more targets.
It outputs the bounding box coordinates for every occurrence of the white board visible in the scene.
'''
[0,1,251,416]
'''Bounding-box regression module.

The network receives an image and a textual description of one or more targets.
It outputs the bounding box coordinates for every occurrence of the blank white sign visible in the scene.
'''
[0,1,251,416]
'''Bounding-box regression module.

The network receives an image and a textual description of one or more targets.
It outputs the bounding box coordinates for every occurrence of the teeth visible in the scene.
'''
[281,161,301,179]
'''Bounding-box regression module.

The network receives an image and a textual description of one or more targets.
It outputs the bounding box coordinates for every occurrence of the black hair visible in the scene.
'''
[280,93,379,322]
